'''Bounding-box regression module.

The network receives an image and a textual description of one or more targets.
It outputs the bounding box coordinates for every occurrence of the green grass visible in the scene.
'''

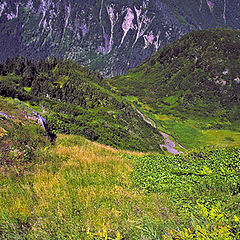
[24,87,32,92]
[130,148,240,239]
[200,130,240,147]
[1,96,240,239]
[121,96,240,150]
[1,133,240,239]
[0,135,179,239]
[161,120,240,149]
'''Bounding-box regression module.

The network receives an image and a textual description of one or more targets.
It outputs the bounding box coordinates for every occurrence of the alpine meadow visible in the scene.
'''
[0,0,240,239]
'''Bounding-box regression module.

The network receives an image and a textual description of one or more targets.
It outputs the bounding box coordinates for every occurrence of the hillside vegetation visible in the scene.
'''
[0,59,164,152]
[0,99,239,239]
[130,148,240,239]
[109,29,240,148]
[0,97,50,174]
[1,29,240,239]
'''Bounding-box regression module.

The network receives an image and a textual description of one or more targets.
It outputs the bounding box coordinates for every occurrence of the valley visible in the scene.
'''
[0,97,239,239]
[0,28,240,239]
[108,29,240,149]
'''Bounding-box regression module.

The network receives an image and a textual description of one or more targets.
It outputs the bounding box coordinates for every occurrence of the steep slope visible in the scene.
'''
[0,0,240,76]
[110,29,240,119]
[0,96,51,173]
[1,129,240,239]
[108,29,240,147]
[0,59,164,152]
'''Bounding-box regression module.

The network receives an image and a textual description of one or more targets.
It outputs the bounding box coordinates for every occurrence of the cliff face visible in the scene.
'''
[1,0,240,76]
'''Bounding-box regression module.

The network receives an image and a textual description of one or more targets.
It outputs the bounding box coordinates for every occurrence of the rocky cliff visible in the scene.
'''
[0,0,240,76]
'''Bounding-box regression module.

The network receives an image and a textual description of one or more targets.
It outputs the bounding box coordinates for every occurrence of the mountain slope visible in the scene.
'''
[110,29,240,119]
[0,96,51,173]
[1,126,240,239]
[1,99,239,238]
[1,0,240,76]
[108,29,240,148]
[0,59,164,152]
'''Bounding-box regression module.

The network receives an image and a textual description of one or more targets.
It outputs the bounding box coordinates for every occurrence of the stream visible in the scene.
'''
[136,108,185,154]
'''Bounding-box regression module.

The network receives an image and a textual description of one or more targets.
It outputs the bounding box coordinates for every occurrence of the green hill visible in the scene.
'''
[0,101,239,239]
[0,58,164,153]
[1,29,240,239]
[108,29,240,148]
[1,30,240,151]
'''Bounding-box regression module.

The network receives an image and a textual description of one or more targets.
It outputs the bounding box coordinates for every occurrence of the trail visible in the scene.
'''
[136,108,185,154]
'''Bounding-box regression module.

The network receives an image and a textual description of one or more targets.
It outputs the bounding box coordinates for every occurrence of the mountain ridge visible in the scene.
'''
[109,29,240,120]
[1,0,240,76]
[0,29,240,151]
[0,58,165,152]
[106,28,240,148]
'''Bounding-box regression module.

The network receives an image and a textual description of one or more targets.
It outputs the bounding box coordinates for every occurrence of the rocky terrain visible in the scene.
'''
[1,0,240,76]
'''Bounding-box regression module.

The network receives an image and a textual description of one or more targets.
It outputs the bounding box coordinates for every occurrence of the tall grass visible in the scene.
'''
[2,132,238,239]
[0,134,180,239]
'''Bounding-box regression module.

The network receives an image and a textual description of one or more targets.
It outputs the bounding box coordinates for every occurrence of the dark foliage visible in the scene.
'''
[109,29,240,121]
[0,57,164,152]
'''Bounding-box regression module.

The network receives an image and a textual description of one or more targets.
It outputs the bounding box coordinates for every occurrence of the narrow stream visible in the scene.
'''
[136,108,184,154]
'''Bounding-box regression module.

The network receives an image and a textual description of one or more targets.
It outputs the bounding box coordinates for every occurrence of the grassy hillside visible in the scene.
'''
[130,148,240,239]
[0,97,50,174]
[1,29,240,239]
[108,29,240,148]
[0,101,240,239]
[0,59,164,153]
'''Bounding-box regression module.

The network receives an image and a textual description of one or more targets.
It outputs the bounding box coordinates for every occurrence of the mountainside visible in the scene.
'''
[1,100,240,239]
[1,17,240,239]
[1,0,240,76]
[110,29,240,119]
[1,29,240,150]
[0,58,165,152]
[108,29,240,148]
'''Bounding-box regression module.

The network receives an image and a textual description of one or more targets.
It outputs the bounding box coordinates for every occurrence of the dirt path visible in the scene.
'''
[136,108,185,154]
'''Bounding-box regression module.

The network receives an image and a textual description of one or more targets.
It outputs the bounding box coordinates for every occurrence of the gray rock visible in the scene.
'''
[0,112,11,119]
[32,111,56,142]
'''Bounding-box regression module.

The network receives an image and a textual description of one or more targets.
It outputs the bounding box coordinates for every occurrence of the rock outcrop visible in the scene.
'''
[32,111,57,142]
